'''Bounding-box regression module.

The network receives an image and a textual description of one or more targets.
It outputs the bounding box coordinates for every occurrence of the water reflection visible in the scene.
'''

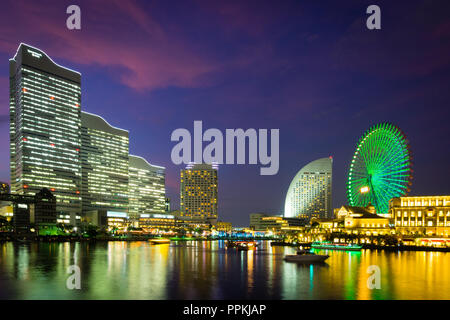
[0,241,448,299]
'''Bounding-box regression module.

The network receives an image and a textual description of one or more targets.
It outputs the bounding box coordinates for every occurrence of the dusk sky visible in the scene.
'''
[1,0,449,226]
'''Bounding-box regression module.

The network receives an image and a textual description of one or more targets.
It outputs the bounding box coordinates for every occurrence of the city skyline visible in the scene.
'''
[9,43,166,226]
[1,1,450,308]
[0,1,450,226]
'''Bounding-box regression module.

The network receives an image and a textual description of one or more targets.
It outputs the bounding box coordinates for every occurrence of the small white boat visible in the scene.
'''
[284,250,329,263]
[149,238,171,244]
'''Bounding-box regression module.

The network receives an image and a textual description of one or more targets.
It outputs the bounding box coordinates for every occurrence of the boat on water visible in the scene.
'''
[227,241,259,250]
[226,240,237,248]
[169,237,195,241]
[311,241,362,251]
[284,250,329,263]
[16,238,31,243]
[149,238,171,244]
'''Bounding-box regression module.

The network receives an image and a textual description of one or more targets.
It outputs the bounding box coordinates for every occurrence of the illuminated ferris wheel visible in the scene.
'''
[347,123,413,213]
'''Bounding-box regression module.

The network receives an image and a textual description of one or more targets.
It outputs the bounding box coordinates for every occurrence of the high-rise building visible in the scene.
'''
[284,157,332,219]
[129,155,166,220]
[9,43,167,229]
[81,111,129,215]
[180,163,218,221]
[10,43,82,220]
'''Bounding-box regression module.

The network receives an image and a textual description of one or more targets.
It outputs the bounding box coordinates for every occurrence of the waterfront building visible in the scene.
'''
[337,205,391,236]
[309,204,391,237]
[216,221,232,233]
[10,43,82,221]
[284,157,332,220]
[85,210,129,231]
[250,213,307,232]
[249,213,268,230]
[12,202,31,232]
[129,155,166,220]
[31,188,57,226]
[310,218,338,230]
[250,213,284,231]
[81,111,129,217]
[180,163,218,221]
[0,189,58,232]
[0,183,11,216]
[336,204,376,218]
[177,216,213,233]
[105,211,129,231]
[390,196,450,237]
[138,213,177,233]
[0,205,13,220]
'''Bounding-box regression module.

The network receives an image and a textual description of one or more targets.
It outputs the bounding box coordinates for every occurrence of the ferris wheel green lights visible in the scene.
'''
[347,123,413,214]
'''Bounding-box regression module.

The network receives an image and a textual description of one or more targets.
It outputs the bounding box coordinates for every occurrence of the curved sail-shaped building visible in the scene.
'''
[284,157,332,219]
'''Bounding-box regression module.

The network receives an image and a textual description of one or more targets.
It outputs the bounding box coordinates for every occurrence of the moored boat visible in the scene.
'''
[149,238,171,244]
[284,250,329,263]
[227,241,259,250]
[226,240,237,248]
[311,241,362,251]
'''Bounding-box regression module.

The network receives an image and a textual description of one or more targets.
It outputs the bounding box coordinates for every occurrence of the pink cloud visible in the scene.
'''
[0,0,220,91]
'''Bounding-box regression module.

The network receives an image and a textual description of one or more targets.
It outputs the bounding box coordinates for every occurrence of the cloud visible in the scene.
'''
[0,0,220,91]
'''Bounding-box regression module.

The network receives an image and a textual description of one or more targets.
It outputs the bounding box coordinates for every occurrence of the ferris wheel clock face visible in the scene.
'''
[347,123,413,214]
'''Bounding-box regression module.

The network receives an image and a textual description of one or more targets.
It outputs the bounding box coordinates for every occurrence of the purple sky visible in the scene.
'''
[1,0,449,226]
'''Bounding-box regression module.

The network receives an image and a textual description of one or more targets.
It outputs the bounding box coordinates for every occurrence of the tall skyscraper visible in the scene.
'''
[81,111,129,214]
[284,157,332,219]
[10,44,82,219]
[180,163,218,221]
[9,43,167,227]
[129,155,166,219]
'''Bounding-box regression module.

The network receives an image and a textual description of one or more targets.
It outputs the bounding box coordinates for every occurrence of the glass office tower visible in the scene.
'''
[81,111,129,214]
[284,157,332,219]
[9,43,82,219]
[10,43,167,227]
[180,163,218,221]
[128,155,166,220]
